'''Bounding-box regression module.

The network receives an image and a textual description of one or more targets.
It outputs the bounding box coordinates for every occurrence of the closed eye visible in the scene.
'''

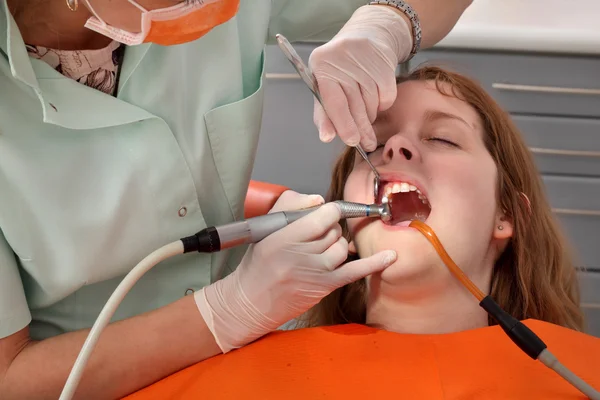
[428,137,459,147]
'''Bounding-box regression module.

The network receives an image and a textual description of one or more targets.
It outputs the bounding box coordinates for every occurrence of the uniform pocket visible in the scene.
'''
[204,50,266,221]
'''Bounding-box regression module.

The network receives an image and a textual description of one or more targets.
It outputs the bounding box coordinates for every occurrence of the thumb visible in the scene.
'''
[378,70,398,112]
[330,250,397,286]
[269,190,324,214]
[314,100,336,143]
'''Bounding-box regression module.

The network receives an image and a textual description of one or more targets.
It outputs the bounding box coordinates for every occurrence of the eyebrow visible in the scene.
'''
[371,109,474,146]
[423,110,473,130]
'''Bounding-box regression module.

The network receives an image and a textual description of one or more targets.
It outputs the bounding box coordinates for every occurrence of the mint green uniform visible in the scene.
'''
[0,0,364,340]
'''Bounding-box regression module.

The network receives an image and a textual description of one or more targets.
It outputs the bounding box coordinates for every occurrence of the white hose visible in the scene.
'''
[538,348,600,400]
[59,241,184,400]
[57,236,600,400]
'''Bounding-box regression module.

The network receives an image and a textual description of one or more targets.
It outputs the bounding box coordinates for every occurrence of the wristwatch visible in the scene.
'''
[368,0,422,61]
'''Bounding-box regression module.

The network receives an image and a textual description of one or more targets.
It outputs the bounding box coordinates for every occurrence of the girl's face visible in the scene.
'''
[343,80,513,292]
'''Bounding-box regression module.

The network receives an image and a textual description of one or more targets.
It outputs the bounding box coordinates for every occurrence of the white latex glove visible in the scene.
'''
[195,190,397,353]
[309,5,414,151]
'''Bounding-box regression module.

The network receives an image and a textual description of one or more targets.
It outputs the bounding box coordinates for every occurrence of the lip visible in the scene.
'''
[376,171,429,200]
[371,171,433,228]
[376,219,419,232]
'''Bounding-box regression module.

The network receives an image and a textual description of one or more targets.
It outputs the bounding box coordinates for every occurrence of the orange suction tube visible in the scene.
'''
[409,220,485,301]
[408,220,600,400]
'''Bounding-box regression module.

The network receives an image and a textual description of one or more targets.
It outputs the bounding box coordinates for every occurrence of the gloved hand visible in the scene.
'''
[195,190,397,353]
[309,5,414,151]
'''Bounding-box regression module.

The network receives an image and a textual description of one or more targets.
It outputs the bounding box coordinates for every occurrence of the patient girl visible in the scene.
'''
[306,66,583,332]
[126,67,600,399]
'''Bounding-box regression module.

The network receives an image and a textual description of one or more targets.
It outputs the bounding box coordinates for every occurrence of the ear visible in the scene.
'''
[493,211,514,241]
[348,240,358,257]
[348,240,358,255]
[345,240,361,262]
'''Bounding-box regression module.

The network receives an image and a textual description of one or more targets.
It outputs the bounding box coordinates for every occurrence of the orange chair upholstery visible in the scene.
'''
[125,320,600,399]
[244,180,290,219]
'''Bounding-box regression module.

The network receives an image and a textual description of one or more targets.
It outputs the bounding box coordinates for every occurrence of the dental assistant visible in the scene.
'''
[0,0,472,398]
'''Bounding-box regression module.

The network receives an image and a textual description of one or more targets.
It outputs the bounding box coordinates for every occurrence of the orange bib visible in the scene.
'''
[125,320,600,399]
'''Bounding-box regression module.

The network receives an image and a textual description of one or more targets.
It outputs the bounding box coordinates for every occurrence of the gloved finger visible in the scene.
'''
[317,79,361,147]
[360,78,379,124]
[341,81,376,151]
[377,69,398,113]
[320,236,349,271]
[314,100,336,144]
[330,249,397,285]
[293,223,343,255]
[269,190,324,214]
[280,202,342,243]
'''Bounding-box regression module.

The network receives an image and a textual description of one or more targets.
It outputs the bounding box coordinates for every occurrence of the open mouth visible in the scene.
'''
[376,180,432,225]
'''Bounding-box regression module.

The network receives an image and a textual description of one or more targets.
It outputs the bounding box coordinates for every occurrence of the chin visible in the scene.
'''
[362,221,445,284]
[383,249,442,285]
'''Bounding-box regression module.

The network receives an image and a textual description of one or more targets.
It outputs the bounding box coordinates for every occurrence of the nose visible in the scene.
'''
[382,134,420,163]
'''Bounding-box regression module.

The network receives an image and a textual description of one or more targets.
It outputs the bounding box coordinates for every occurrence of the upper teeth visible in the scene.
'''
[384,182,421,195]
[382,181,429,205]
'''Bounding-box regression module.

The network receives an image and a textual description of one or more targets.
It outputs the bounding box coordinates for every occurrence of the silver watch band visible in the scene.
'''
[368,0,422,61]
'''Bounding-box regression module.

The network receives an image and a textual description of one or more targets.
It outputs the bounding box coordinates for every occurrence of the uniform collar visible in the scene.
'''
[1,0,39,90]
[1,0,156,130]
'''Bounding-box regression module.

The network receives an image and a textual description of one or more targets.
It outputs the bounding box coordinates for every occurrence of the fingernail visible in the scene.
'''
[309,195,325,205]
[382,250,397,265]
[320,131,335,143]
[347,136,360,147]
[365,140,377,152]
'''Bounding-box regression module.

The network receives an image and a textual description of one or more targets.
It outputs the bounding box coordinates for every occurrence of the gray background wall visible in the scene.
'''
[251,44,600,338]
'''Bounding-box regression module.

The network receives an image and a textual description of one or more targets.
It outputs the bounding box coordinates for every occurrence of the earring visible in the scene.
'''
[66,0,78,11]
[497,225,504,231]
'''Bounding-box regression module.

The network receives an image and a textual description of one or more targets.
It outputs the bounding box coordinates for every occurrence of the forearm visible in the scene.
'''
[379,0,473,49]
[1,295,221,400]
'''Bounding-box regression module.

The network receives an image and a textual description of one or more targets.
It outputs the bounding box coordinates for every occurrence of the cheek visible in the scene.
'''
[342,169,374,239]
[436,156,497,213]
[465,164,498,217]
[433,157,499,262]
[342,168,373,203]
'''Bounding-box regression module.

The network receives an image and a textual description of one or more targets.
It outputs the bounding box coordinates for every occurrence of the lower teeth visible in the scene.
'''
[379,188,432,225]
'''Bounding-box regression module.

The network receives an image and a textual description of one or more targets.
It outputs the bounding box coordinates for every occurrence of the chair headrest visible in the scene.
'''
[244,180,289,219]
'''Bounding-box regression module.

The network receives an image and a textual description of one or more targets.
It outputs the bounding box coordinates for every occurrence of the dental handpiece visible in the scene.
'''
[181,201,390,254]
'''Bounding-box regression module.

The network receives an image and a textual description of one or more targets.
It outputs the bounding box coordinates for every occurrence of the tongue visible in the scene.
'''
[393,220,412,228]
[387,192,431,225]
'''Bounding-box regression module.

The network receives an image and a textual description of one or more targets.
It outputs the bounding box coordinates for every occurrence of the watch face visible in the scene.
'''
[275,34,324,105]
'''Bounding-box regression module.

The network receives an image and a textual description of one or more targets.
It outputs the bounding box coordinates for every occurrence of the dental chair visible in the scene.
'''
[123,182,600,400]
[244,180,290,218]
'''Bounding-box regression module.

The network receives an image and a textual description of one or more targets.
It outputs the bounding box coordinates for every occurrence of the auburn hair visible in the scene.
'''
[301,66,584,331]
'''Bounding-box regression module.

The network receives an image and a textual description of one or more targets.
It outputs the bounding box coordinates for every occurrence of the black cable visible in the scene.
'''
[181,227,220,253]
[479,295,600,399]
[479,296,547,359]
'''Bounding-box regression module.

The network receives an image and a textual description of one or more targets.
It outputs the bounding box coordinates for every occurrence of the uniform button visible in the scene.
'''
[185,288,194,296]
[178,207,187,217]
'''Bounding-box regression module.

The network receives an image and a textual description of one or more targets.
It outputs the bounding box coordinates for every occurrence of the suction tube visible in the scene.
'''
[409,220,600,400]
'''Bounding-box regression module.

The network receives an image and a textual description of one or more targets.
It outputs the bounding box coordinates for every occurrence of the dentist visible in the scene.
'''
[0,0,471,398]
